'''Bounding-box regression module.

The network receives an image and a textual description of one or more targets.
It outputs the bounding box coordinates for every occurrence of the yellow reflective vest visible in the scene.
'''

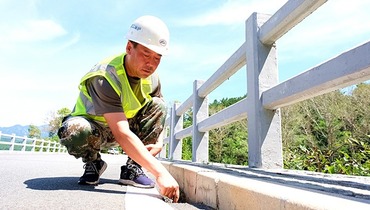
[71,53,153,123]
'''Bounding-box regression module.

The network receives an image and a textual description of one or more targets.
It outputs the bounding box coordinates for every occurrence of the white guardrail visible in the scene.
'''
[159,0,370,169]
[0,131,67,153]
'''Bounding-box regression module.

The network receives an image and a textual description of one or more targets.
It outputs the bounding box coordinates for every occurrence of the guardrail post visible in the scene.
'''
[57,142,61,153]
[192,80,209,163]
[57,143,61,153]
[22,136,27,152]
[169,102,183,160]
[31,138,36,152]
[10,134,16,151]
[39,139,44,152]
[246,13,283,169]
[46,140,51,152]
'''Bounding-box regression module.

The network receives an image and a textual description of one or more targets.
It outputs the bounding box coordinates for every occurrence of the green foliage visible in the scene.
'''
[28,124,41,139]
[282,83,370,176]
[46,107,71,137]
[207,96,248,165]
[209,122,248,165]
[182,137,192,160]
[284,137,370,176]
[180,95,248,164]
[209,95,246,108]
[47,135,60,142]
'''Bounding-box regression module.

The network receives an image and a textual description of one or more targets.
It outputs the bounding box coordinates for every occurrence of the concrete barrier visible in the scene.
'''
[161,160,370,210]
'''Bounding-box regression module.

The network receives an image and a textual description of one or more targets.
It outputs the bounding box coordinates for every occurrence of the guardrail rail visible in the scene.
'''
[159,0,370,169]
[0,131,67,153]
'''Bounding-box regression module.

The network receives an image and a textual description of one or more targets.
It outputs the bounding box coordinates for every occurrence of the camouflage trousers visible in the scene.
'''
[58,97,167,163]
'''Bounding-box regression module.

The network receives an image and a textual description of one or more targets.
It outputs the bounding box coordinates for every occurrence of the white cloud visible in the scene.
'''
[1,19,67,43]
[0,19,73,57]
[0,75,78,127]
[273,0,370,65]
[178,0,287,26]
[48,33,80,54]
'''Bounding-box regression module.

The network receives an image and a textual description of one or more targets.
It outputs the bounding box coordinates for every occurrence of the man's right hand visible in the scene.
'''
[156,171,180,203]
[104,113,180,202]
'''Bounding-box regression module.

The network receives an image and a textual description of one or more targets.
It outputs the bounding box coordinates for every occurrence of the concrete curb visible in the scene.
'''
[161,160,370,210]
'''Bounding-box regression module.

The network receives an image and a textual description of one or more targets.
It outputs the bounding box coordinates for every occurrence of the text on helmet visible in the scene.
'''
[130,24,142,31]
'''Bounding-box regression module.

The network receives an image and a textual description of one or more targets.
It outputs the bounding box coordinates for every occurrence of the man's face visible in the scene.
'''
[126,42,162,78]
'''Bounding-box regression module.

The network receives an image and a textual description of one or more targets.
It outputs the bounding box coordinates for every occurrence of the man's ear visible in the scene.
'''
[126,42,132,54]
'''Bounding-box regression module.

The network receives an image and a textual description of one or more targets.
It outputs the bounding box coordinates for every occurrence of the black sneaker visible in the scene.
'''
[78,159,107,185]
[119,164,155,188]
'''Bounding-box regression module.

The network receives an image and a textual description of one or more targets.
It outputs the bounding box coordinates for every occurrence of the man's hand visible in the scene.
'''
[156,171,180,203]
[145,143,162,156]
[145,131,164,156]
[104,113,178,201]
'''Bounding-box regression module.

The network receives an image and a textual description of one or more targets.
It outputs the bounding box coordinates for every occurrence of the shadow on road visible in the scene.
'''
[24,177,164,200]
[24,177,127,194]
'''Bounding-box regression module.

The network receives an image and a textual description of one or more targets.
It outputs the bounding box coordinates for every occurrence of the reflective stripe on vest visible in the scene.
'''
[71,53,153,123]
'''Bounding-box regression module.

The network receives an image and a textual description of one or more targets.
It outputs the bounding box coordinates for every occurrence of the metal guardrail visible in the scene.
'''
[0,131,67,153]
[159,0,370,169]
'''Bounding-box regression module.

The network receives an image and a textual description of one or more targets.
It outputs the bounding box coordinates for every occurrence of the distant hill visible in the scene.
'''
[0,125,49,138]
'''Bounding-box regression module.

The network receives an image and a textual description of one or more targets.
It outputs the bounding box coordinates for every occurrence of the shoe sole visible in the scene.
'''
[80,161,108,185]
[118,179,155,188]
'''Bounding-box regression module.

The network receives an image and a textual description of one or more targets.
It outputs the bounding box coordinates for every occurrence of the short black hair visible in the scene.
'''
[129,40,138,48]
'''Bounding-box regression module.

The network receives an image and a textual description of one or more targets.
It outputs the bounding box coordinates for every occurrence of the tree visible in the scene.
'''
[180,96,249,163]
[46,107,71,138]
[28,124,41,139]
[181,110,193,160]
[345,83,370,143]
[281,84,370,176]
[208,96,248,165]
[209,121,248,165]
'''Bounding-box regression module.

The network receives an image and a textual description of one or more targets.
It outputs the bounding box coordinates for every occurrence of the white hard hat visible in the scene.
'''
[126,15,170,56]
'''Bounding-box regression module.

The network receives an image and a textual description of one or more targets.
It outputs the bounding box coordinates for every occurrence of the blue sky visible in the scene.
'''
[0,0,369,127]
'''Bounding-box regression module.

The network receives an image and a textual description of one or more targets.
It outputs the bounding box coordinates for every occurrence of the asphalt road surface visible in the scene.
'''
[0,152,211,210]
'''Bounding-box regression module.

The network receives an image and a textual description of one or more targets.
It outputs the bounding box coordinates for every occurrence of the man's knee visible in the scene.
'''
[151,97,167,125]
[152,97,167,114]
[58,116,101,161]
[59,117,92,145]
